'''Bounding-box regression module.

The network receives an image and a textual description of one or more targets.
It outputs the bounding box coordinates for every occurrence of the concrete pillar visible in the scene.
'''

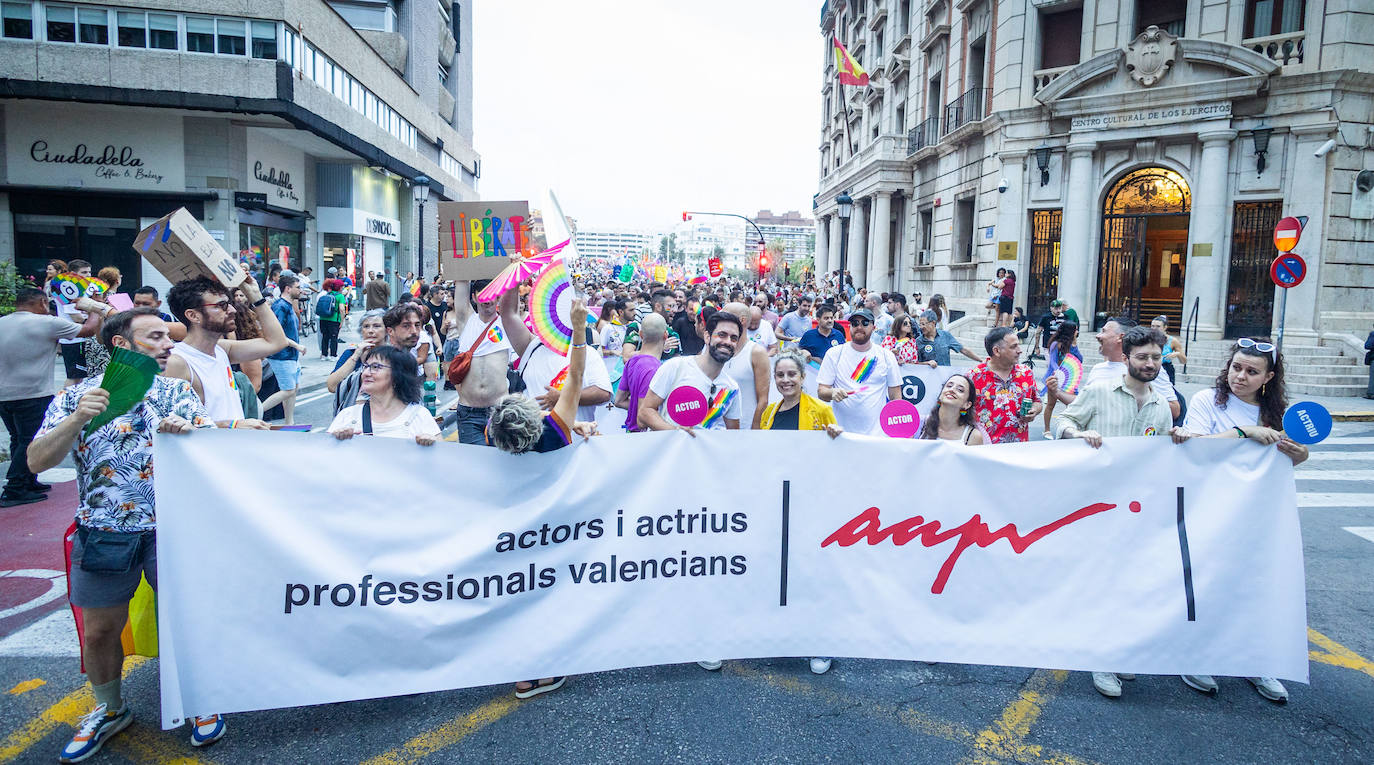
[996,151,1028,307]
[869,192,892,293]
[1058,142,1097,318]
[828,212,844,282]
[1182,130,1237,338]
[848,198,869,289]
[815,215,830,278]
[1280,125,1337,342]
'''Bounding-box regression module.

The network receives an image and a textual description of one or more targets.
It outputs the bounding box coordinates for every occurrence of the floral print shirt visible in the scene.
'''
[36,375,214,532]
[968,361,1040,444]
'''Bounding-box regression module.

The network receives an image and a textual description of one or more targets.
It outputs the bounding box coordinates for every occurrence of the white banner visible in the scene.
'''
[154,430,1307,728]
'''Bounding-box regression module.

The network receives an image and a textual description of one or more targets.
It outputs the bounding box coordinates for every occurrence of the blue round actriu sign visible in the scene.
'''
[1283,401,1333,445]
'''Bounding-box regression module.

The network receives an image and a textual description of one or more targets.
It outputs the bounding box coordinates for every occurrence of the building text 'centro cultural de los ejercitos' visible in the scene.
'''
[813,0,1372,389]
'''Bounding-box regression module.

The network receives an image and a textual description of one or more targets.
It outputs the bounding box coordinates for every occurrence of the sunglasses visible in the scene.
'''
[849,319,872,327]
[1237,338,1276,361]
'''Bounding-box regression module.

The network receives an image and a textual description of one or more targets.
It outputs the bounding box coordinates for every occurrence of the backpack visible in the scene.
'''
[316,293,338,321]
[333,368,363,415]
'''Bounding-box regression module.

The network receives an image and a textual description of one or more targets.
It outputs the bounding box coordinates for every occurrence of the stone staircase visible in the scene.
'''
[948,317,1366,397]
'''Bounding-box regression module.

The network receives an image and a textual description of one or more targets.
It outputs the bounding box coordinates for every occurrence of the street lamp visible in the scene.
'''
[412,175,431,280]
[836,191,853,291]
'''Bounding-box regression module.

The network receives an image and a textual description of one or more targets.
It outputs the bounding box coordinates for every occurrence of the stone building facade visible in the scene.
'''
[814,0,1373,343]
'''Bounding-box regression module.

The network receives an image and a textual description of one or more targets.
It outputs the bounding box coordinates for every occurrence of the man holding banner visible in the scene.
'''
[816,308,903,436]
[638,310,745,433]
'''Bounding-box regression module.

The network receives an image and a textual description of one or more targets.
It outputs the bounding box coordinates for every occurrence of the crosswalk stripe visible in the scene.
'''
[1343,527,1374,544]
[1302,452,1374,462]
[1298,493,1374,508]
[1315,437,1374,445]
[1294,470,1374,481]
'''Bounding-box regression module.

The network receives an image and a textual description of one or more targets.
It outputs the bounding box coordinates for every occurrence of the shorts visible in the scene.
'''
[997,296,1013,315]
[61,342,88,379]
[68,528,157,608]
[268,358,301,390]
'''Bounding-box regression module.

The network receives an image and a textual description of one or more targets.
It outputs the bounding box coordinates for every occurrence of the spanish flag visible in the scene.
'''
[833,36,869,86]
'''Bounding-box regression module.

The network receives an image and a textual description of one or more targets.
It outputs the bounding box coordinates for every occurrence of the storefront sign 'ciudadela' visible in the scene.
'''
[29,140,165,185]
[253,161,301,205]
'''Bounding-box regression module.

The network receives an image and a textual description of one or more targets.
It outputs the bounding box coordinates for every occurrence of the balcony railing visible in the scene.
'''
[943,87,990,135]
[907,115,940,155]
[1245,30,1305,66]
[1032,64,1073,95]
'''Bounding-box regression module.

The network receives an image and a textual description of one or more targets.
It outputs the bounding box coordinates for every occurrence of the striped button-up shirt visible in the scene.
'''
[1052,376,1172,440]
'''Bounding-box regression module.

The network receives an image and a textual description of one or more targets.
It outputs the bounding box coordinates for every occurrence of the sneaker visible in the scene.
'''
[1092,672,1122,698]
[1118,673,1136,681]
[29,480,52,492]
[59,703,132,763]
[809,658,832,675]
[1249,676,1288,703]
[696,660,723,671]
[1181,674,1219,694]
[190,714,226,747]
[0,490,45,508]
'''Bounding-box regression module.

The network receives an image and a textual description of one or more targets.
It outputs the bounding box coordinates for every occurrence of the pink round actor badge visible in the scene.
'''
[666,386,708,428]
[879,399,921,438]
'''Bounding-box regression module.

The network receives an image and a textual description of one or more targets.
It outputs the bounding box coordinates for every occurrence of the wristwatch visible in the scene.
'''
[251,297,268,308]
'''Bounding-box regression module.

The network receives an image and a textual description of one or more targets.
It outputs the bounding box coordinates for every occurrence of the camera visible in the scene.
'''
[1314,139,1337,158]
[998,178,1009,193]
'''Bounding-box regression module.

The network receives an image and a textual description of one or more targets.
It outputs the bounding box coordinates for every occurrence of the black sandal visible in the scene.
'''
[513,676,566,699]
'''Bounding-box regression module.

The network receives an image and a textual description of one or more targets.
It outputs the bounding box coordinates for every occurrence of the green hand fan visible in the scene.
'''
[85,347,160,434]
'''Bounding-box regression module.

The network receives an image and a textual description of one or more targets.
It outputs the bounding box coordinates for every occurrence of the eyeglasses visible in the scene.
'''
[849,319,872,327]
[359,363,392,372]
[1237,338,1276,360]
[198,300,232,312]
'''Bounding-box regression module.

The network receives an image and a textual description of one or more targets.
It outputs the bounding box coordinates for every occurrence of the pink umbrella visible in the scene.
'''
[474,239,569,302]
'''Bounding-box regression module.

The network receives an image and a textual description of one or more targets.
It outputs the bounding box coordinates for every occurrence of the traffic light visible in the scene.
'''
[682,212,692,221]
[759,253,769,279]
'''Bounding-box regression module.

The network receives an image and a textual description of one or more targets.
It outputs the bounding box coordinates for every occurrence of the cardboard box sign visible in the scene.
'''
[437,201,549,281]
[134,208,247,289]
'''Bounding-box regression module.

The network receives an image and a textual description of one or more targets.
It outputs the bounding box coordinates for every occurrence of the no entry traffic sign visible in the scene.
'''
[1270,253,1306,288]
[1273,216,1304,252]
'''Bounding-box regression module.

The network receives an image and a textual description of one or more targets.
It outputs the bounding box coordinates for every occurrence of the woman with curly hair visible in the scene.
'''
[918,373,984,445]
[1176,337,1307,704]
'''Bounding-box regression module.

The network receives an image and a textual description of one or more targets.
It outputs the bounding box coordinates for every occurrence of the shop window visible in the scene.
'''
[77,6,105,44]
[117,11,144,47]
[1246,0,1304,38]
[1040,7,1082,69]
[45,5,75,43]
[148,13,175,48]
[2,2,33,39]
[186,16,214,52]
[1135,0,1185,38]
[216,18,245,55]
[251,20,276,59]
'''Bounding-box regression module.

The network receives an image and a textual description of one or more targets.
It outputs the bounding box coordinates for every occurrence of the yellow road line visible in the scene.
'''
[6,679,45,696]
[360,695,519,765]
[111,726,212,765]
[1309,628,1374,680]
[0,656,150,764]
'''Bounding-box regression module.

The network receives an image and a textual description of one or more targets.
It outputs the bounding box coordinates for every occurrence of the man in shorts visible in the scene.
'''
[259,274,306,425]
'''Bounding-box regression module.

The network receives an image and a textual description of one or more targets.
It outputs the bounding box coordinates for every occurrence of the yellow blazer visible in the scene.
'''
[759,393,837,431]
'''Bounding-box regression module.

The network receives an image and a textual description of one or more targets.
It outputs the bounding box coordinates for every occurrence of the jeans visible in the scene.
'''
[320,319,341,357]
[1367,362,1374,397]
[456,404,493,446]
[0,395,52,495]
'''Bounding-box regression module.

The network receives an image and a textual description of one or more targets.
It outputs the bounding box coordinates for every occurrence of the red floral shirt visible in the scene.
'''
[968,361,1039,444]
[882,335,922,365]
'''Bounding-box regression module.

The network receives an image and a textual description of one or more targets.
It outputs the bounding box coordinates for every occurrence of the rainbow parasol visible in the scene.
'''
[474,239,569,303]
[689,275,708,285]
[528,259,574,355]
[1055,354,1085,395]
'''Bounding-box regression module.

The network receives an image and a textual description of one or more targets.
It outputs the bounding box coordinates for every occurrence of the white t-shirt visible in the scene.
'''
[327,402,441,440]
[1184,388,1261,435]
[647,356,742,430]
[1085,360,1178,402]
[519,341,613,423]
[748,320,778,349]
[457,313,512,358]
[58,303,86,345]
[816,343,903,436]
[723,339,762,429]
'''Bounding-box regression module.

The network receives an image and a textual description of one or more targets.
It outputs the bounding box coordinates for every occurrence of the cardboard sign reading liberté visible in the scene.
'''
[134,208,246,289]
[437,201,549,281]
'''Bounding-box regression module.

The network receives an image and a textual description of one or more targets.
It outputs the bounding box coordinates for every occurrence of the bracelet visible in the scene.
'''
[230,419,239,430]
[251,297,268,308]
[1234,426,1246,439]
[571,343,586,349]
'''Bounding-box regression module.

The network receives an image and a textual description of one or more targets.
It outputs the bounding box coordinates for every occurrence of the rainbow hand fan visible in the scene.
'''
[474,239,569,302]
[528,259,574,355]
[1055,355,1085,396]
[50,274,107,305]
[85,347,159,434]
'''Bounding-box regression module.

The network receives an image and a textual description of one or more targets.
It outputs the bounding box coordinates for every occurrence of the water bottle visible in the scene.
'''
[423,380,437,416]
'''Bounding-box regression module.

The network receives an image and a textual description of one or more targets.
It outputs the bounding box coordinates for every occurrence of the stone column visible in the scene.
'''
[869,192,893,293]
[848,198,869,289]
[1279,125,1336,343]
[1182,130,1237,338]
[1057,142,1097,318]
[996,151,1028,307]
[815,215,830,278]
[828,212,844,282]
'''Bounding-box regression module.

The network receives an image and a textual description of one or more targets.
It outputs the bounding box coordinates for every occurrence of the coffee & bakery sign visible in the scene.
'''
[5,102,185,190]
[246,131,305,211]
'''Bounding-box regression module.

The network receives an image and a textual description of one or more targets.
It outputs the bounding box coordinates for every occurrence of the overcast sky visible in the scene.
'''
[472,0,823,232]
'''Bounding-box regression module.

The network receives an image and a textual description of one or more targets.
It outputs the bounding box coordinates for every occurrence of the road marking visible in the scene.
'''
[1343,526,1374,544]
[1309,628,1374,680]
[6,680,44,695]
[1298,493,1374,508]
[294,389,334,406]
[0,609,81,657]
[958,670,1084,765]
[0,656,149,764]
[359,695,519,765]
[0,570,67,621]
[111,726,214,765]
[1303,452,1374,462]
[1314,437,1374,445]
[1294,470,1374,481]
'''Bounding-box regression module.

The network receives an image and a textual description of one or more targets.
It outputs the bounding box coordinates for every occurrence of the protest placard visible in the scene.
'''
[133,208,246,288]
[437,201,545,281]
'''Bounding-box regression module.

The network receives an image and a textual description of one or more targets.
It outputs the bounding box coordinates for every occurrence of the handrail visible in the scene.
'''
[1182,296,1199,375]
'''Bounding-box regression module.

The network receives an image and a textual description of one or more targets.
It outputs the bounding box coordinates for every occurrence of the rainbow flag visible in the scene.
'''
[851,357,877,383]
[700,387,737,429]
[833,36,869,86]
[486,324,505,344]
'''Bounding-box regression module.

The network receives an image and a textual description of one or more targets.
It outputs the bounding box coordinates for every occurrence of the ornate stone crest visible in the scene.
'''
[1125,25,1178,88]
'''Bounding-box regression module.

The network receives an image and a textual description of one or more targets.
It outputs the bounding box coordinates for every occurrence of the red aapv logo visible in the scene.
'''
[821,501,1139,594]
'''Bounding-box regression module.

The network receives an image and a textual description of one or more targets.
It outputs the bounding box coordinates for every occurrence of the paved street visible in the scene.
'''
[1,398,1371,763]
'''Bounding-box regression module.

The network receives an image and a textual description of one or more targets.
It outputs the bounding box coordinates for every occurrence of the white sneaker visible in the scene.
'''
[1181,674,1219,694]
[696,660,723,671]
[1118,673,1136,681]
[1249,676,1288,703]
[809,658,832,675]
[1092,672,1122,698]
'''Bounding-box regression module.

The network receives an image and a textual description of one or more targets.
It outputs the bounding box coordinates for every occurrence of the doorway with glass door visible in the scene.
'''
[1096,168,1191,329]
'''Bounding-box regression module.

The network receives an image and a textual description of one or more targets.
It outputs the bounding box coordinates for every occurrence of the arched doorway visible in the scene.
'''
[1097,168,1190,328]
